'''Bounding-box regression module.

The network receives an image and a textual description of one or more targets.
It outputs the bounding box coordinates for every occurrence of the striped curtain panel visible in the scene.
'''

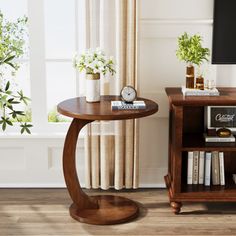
[83,0,138,190]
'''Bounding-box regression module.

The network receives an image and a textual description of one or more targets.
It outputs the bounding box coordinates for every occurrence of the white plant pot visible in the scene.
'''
[86,73,100,102]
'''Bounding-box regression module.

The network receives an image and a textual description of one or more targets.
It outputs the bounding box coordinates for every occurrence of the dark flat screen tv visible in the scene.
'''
[212,0,236,64]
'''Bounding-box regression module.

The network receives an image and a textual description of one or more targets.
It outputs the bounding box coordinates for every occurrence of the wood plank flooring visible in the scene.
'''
[1,189,236,235]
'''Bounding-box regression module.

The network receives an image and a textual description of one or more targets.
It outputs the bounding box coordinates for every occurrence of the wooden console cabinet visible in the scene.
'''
[165,87,236,214]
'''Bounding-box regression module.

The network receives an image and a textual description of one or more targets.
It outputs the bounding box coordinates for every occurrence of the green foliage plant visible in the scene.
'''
[176,32,210,66]
[0,12,32,134]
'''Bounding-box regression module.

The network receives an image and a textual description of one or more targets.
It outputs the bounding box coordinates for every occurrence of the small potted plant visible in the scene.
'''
[0,12,32,133]
[176,32,210,89]
[73,48,115,102]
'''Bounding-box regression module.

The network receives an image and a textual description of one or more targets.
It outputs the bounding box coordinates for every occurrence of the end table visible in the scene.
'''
[57,95,158,225]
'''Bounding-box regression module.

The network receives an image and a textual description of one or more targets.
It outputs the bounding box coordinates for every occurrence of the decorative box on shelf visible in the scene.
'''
[181,86,220,96]
[206,106,236,132]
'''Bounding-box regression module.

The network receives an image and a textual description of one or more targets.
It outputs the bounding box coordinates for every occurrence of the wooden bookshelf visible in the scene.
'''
[165,87,236,214]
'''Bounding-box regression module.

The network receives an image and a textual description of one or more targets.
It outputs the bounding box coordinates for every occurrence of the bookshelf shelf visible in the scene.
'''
[182,177,236,194]
[165,87,236,214]
[182,134,236,151]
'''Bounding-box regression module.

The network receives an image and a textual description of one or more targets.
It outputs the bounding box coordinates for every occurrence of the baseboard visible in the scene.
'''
[139,183,166,188]
[0,183,166,188]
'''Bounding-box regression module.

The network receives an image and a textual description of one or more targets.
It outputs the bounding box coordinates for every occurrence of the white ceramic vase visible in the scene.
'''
[86,73,100,102]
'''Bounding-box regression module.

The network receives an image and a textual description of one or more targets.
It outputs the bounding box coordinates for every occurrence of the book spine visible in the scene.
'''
[187,152,194,184]
[205,137,235,142]
[219,152,225,186]
[192,151,199,184]
[111,101,146,110]
[198,151,205,184]
[185,92,219,96]
[111,106,145,110]
[204,152,212,186]
[211,151,220,185]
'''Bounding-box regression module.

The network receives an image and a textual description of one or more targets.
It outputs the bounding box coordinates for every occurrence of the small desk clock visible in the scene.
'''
[120,85,137,103]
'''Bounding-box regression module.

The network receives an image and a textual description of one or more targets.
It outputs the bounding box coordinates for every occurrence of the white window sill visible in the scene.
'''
[0,132,69,139]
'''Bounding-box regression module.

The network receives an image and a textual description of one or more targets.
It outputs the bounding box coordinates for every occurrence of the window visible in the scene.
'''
[0,0,31,132]
[44,0,76,120]
[0,0,86,133]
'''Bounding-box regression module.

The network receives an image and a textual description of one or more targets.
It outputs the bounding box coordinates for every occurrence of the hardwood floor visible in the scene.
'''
[1,189,236,235]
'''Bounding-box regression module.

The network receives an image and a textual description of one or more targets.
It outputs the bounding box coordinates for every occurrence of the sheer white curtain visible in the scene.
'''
[82,0,138,190]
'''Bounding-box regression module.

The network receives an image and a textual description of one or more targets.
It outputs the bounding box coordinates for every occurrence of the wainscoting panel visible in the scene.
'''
[140,0,213,20]
[0,135,88,187]
[48,147,63,170]
[0,147,25,170]
[139,21,213,92]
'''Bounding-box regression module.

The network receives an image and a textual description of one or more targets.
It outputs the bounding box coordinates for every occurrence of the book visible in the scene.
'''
[198,151,205,184]
[111,101,146,110]
[219,152,225,186]
[204,152,212,186]
[192,151,199,184]
[203,133,235,143]
[187,151,194,184]
[211,151,220,185]
[182,86,220,96]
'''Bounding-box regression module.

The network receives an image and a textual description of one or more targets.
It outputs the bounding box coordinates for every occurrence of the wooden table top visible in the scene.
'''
[57,95,158,121]
[165,87,236,106]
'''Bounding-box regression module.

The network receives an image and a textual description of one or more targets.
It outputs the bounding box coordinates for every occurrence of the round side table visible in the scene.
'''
[57,95,158,225]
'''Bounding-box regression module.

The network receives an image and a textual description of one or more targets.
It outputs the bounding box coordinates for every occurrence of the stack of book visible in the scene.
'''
[187,151,225,186]
[182,86,220,96]
[111,101,146,110]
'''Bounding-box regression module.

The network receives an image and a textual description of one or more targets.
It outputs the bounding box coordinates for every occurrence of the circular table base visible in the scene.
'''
[69,195,139,225]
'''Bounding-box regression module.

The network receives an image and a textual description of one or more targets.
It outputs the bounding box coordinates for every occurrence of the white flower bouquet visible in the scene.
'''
[73,48,116,75]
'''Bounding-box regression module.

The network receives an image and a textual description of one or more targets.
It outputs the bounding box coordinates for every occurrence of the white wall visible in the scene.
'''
[138,0,214,187]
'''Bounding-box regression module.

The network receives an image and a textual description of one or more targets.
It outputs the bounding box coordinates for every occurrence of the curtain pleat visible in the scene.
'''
[133,119,139,188]
[114,120,125,189]
[91,134,100,188]
[100,133,115,189]
[125,120,134,188]
[84,129,91,189]
[84,0,138,189]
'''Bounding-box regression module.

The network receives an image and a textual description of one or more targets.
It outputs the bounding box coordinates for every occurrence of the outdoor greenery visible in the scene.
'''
[176,32,210,66]
[10,107,32,123]
[0,11,32,134]
[48,108,70,123]
[73,47,116,75]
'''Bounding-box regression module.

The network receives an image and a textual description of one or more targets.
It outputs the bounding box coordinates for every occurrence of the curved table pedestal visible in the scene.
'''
[70,195,139,225]
[63,118,139,225]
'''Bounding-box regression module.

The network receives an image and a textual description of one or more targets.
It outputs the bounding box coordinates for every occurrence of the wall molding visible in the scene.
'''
[140,18,213,39]
[140,18,213,25]
[140,183,166,188]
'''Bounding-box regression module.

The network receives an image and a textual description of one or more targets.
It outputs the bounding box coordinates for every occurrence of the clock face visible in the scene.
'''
[120,86,137,102]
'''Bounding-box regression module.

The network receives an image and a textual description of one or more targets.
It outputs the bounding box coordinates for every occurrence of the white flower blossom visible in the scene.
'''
[73,48,116,75]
